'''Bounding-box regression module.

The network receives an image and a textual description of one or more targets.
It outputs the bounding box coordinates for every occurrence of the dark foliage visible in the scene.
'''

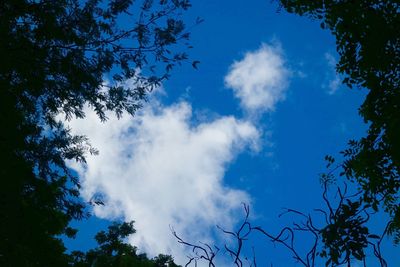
[175,190,388,267]
[0,0,193,265]
[70,221,181,267]
[278,0,400,242]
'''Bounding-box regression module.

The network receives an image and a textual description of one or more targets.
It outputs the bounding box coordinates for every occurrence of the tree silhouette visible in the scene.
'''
[277,0,400,242]
[174,185,389,267]
[70,221,181,267]
[0,0,194,265]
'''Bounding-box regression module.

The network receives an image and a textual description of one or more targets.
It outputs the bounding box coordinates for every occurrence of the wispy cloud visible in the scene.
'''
[324,52,341,95]
[224,43,290,114]
[66,100,259,264]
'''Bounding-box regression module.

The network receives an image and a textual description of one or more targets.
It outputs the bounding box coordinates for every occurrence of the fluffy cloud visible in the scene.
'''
[224,43,290,114]
[66,101,259,264]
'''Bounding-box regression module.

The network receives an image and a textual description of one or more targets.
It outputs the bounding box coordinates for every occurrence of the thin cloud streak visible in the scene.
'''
[324,52,341,95]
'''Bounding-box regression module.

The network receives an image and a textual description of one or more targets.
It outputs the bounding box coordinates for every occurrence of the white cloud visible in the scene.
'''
[66,101,259,264]
[224,43,290,114]
[324,52,341,95]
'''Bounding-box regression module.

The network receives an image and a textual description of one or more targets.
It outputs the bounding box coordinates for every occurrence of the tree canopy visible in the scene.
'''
[1,0,399,266]
[0,0,193,266]
[278,0,400,241]
[70,221,181,267]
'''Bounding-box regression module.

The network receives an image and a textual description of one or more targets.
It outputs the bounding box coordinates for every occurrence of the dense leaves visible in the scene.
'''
[70,222,180,267]
[0,90,74,266]
[319,199,369,265]
[278,0,400,241]
[0,0,193,266]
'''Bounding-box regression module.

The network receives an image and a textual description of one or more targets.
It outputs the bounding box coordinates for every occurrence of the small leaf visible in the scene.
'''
[192,60,200,69]
[196,17,204,24]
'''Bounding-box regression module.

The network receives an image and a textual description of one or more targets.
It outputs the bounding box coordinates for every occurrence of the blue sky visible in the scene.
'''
[64,1,399,266]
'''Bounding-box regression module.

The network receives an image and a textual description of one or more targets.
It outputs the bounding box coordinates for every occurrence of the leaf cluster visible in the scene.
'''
[0,0,194,265]
[278,0,400,242]
[70,221,181,267]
